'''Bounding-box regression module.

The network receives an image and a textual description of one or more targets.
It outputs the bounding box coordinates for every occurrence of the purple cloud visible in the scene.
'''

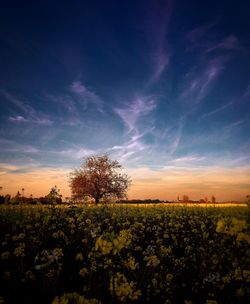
[231,155,250,165]
[167,119,184,156]
[46,94,78,115]
[185,22,216,50]
[69,81,103,113]
[207,35,241,53]
[202,101,233,119]
[180,57,226,104]
[0,89,35,115]
[0,89,54,125]
[243,84,250,99]
[110,136,147,163]
[9,115,53,125]
[144,0,174,85]
[0,138,40,154]
[149,50,170,85]
[185,18,241,54]
[55,147,95,159]
[9,115,26,122]
[114,96,157,133]
[224,120,244,131]
[171,155,206,164]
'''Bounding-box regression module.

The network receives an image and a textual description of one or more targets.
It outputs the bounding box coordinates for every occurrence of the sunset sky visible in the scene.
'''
[0,0,250,201]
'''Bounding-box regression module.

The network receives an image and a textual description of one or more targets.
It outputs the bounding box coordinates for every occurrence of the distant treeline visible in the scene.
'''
[0,195,62,205]
[117,199,163,204]
[116,199,246,204]
[0,195,246,205]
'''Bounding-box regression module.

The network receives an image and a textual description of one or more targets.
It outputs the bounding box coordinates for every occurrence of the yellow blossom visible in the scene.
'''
[95,237,112,255]
[145,255,160,267]
[14,243,25,257]
[125,256,136,270]
[76,253,84,261]
[1,251,10,260]
[79,267,88,277]
[52,292,100,304]
[110,272,141,302]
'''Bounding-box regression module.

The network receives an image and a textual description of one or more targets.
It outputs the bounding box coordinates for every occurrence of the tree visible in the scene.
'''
[46,185,62,204]
[0,187,3,204]
[69,155,131,204]
[211,195,216,204]
[246,195,250,208]
[10,191,21,204]
[0,195,4,204]
[182,195,189,202]
[4,194,11,204]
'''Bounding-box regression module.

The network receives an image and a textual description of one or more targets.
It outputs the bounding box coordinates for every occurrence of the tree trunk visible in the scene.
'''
[95,197,100,205]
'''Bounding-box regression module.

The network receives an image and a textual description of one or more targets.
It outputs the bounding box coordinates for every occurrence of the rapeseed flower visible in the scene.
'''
[144,255,160,267]
[14,243,25,257]
[95,237,112,255]
[1,251,10,260]
[52,292,100,304]
[125,256,136,270]
[110,272,141,302]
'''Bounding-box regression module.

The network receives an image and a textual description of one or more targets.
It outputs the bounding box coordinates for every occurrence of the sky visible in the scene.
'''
[0,0,250,201]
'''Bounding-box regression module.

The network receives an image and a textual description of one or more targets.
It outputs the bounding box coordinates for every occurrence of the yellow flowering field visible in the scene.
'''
[0,204,249,303]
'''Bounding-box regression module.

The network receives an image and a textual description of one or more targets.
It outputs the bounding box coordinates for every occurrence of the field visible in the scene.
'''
[0,204,249,304]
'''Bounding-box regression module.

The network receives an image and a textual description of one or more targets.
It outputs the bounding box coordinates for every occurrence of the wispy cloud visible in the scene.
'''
[46,93,78,115]
[206,35,241,53]
[69,81,104,113]
[180,57,226,104]
[54,147,95,160]
[8,115,53,125]
[114,96,156,133]
[201,101,233,119]
[168,126,182,156]
[231,155,250,165]
[185,22,240,54]
[0,89,34,114]
[0,138,40,154]
[179,119,245,153]
[8,115,26,122]
[142,116,185,163]
[149,47,170,85]
[171,155,206,163]
[144,0,174,85]
[186,25,210,43]
[243,84,250,99]
[224,120,244,131]
[110,137,146,163]
[165,118,184,156]
[0,89,53,125]
[185,21,216,50]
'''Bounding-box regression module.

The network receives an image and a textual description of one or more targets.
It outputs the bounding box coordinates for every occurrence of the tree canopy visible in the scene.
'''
[69,155,131,204]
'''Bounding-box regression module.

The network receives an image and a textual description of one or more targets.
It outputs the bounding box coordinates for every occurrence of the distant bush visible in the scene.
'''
[0,195,5,204]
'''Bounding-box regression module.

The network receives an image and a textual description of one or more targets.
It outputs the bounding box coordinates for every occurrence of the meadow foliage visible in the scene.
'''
[0,204,249,303]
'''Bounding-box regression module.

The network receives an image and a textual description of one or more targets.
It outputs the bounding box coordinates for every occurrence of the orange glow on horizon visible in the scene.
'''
[0,165,249,202]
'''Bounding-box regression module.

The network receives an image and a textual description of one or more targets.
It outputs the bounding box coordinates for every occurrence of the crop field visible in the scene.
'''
[0,204,249,304]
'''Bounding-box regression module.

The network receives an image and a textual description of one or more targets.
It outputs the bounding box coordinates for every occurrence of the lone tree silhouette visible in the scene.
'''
[69,155,131,204]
